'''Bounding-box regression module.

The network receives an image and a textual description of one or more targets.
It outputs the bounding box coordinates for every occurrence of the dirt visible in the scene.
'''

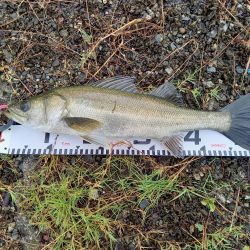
[0,0,250,249]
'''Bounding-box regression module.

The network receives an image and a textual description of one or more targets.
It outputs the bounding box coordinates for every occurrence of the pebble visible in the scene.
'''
[245,195,250,200]
[207,66,216,73]
[155,34,163,43]
[222,23,229,32]
[236,65,244,74]
[2,49,13,63]
[8,222,16,233]
[11,229,19,240]
[128,242,136,250]
[208,30,217,38]
[165,67,173,75]
[52,59,60,67]
[76,72,86,83]
[0,239,5,247]
[193,173,201,181]
[59,29,69,37]
[217,194,226,204]
[203,80,214,88]
[139,199,150,209]
[170,42,177,50]
[179,27,186,34]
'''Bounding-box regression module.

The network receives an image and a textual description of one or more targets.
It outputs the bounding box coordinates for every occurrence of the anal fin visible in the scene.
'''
[81,135,107,147]
[161,134,184,158]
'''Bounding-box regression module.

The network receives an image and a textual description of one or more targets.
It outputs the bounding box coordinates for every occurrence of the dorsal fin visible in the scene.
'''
[150,81,184,106]
[89,76,138,93]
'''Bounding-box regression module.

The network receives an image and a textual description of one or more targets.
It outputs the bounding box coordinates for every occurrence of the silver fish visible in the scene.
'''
[4,76,250,157]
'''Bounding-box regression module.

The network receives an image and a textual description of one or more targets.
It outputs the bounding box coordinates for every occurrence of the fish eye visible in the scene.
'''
[20,102,31,112]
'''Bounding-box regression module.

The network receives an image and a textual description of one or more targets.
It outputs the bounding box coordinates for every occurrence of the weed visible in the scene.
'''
[191,87,202,108]
[135,169,177,207]
[18,162,116,249]
[79,28,92,44]
[201,197,216,212]
[209,86,222,101]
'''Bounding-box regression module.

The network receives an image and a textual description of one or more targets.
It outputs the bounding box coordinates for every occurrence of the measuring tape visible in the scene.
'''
[0,125,249,156]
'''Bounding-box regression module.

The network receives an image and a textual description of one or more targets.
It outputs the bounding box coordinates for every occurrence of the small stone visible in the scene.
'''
[179,27,186,34]
[182,16,190,21]
[208,98,219,110]
[76,72,86,83]
[10,12,18,19]
[155,34,163,43]
[59,29,69,37]
[212,43,218,50]
[236,65,244,74]
[128,242,136,250]
[203,80,214,88]
[243,203,249,208]
[152,213,159,220]
[11,229,19,240]
[2,49,13,63]
[208,30,217,38]
[165,67,173,75]
[193,173,201,181]
[139,199,150,209]
[189,225,195,234]
[0,239,5,247]
[245,195,250,200]
[222,23,229,32]
[217,194,226,204]
[207,66,216,73]
[8,222,16,233]
[52,59,60,67]
[102,0,108,3]
[170,42,177,50]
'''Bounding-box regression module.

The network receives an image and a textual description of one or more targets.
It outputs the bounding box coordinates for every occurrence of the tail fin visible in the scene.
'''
[221,94,250,150]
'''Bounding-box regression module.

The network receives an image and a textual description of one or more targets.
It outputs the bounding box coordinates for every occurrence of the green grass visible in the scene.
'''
[135,169,177,207]
[209,86,222,101]
[13,156,249,249]
[17,159,116,249]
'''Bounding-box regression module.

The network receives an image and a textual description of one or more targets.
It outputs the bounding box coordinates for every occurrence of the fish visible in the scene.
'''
[3,76,250,157]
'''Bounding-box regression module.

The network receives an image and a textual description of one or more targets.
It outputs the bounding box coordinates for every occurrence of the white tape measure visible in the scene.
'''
[0,125,249,156]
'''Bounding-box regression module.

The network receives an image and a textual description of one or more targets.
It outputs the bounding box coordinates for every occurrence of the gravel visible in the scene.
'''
[155,34,163,43]
[236,65,244,74]
[207,66,217,73]
[139,199,150,209]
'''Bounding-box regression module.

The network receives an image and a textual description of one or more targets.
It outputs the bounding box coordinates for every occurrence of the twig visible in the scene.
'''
[80,18,144,68]
[229,188,240,232]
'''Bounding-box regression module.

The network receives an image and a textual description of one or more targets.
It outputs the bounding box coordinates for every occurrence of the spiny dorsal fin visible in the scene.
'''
[161,134,184,158]
[150,81,184,106]
[89,76,138,93]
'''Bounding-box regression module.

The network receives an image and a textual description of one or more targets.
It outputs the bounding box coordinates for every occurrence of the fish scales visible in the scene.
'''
[55,87,231,138]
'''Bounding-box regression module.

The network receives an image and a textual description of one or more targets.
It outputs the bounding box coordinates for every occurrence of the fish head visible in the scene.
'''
[4,93,67,127]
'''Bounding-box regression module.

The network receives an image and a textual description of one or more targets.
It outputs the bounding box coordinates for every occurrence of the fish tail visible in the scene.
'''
[221,93,250,150]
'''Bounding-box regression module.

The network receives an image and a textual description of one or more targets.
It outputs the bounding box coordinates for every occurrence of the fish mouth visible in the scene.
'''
[3,107,28,124]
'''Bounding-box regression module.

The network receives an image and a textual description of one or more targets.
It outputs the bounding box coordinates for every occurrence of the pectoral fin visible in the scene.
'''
[161,134,184,158]
[63,117,102,133]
